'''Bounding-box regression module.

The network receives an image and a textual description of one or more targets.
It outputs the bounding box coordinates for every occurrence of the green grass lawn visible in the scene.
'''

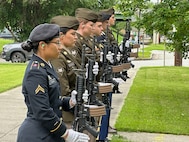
[138,44,168,59]
[115,66,189,135]
[0,63,26,93]
[0,38,14,53]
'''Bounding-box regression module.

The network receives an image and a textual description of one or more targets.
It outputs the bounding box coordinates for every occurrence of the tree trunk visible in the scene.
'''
[174,50,182,66]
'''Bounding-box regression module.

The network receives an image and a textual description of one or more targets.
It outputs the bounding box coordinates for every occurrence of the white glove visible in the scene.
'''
[82,90,89,103]
[85,63,89,79]
[125,40,130,48]
[119,42,123,52]
[116,52,122,62]
[92,62,99,75]
[106,51,114,64]
[100,52,103,62]
[69,90,77,108]
[64,129,90,142]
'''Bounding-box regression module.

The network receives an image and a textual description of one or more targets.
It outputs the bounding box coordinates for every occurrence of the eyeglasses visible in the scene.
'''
[48,41,61,46]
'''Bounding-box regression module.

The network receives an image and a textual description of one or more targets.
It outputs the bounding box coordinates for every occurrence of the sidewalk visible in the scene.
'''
[1,51,189,142]
[0,86,26,142]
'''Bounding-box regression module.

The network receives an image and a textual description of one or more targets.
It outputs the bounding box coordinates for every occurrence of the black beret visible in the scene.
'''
[50,16,79,29]
[99,8,115,15]
[29,23,60,42]
[75,8,98,23]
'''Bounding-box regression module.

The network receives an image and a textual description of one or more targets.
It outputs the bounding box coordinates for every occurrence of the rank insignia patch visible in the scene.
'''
[35,84,45,94]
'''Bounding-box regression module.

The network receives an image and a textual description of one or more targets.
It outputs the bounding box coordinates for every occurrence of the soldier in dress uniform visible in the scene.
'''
[17,23,89,142]
[70,8,99,64]
[50,16,80,128]
[96,8,118,140]
[100,7,123,94]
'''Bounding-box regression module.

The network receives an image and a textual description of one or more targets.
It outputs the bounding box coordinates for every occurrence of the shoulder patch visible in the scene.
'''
[71,50,77,56]
[30,61,39,70]
[57,68,64,76]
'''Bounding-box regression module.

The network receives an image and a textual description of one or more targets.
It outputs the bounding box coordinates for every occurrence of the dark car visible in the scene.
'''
[1,42,33,63]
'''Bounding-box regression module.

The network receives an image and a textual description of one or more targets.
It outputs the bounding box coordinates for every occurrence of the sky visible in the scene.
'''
[151,0,160,3]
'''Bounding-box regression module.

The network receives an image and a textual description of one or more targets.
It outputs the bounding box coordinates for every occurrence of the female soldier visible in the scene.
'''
[17,23,89,142]
[50,16,81,128]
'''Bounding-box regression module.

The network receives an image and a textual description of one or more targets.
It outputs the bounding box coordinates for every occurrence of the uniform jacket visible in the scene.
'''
[70,32,93,64]
[17,54,71,142]
[51,46,81,122]
[51,46,81,97]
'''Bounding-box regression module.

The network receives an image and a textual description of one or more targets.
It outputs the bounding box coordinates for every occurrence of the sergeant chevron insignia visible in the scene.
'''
[35,84,45,94]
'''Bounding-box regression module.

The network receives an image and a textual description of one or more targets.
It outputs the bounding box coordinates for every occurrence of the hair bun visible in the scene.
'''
[21,40,32,52]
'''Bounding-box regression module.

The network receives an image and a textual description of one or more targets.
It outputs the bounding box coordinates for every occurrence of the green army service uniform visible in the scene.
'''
[72,8,99,142]
[51,46,81,123]
[107,28,118,45]
[50,15,80,125]
[70,33,88,64]
[70,8,98,64]
[70,33,97,64]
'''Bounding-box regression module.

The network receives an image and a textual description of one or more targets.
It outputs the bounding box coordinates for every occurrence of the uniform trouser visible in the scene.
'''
[98,92,112,140]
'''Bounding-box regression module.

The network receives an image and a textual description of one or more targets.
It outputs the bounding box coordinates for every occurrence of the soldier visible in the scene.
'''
[70,8,99,64]
[17,23,89,142]
[70,8,100,142]
[96,8,118,141]
[90,14,103,82]
[50,16,80,128]
[100,8,122,94]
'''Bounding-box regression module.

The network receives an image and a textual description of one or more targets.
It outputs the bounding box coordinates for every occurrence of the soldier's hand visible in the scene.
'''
[116,52,122,62]
[62,129,90,142]
[85,63,89,79]
[106,51,114,64]
[69,90,77,108]
[100,52,103,62]
[82,90,89,103]
[92,62,99,75]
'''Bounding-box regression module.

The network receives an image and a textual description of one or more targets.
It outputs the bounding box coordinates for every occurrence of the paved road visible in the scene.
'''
[0,51,189,142]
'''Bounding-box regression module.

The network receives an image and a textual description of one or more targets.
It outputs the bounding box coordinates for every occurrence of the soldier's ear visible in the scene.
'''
[81,22,85,28]
[39,42,46,48]
[60,32,64,38]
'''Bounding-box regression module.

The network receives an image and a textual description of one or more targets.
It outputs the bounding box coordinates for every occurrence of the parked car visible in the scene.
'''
[1,42,33,63]
[0,28,13,39]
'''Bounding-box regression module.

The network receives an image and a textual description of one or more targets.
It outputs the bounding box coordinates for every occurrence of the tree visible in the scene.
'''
[116,0,189,66]
[115,0,151,43]
[0,0,115,41]
[142,0,189,66]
